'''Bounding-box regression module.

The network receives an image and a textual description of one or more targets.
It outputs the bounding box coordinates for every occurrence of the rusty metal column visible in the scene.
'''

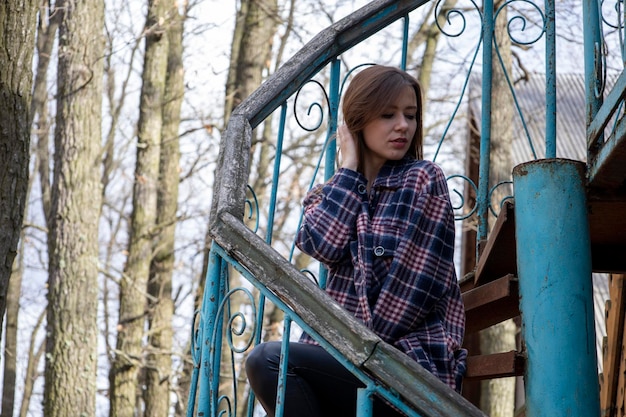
[513,159,600,417]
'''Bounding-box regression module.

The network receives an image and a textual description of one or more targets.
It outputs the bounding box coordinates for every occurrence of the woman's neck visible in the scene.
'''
[363,163,384,193]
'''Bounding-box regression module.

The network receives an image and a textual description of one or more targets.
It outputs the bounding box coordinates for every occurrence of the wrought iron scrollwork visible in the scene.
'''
[494,0,546,46]
[293,79,331,132]
[245,184,260,233]
[208,286,259,417]
[447,174,478,220]
[488,180,514,217]
[432,0,482,162]
[214,286,258,354]
[601,0,625,30]
[216,396,233,417]
[600,0,624,96]
[434,0,482,38]
[190,308,203,367]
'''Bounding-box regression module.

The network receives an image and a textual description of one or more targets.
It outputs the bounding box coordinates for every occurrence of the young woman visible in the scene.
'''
[246,65,467,417]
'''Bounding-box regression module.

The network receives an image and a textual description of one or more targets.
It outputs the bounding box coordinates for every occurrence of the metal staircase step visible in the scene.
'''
[474,201,517,287]
[588,195,626,273]
[465,351,526,381]
[471,196,626,281]
[587,69,626,190]
[462,274,520,335]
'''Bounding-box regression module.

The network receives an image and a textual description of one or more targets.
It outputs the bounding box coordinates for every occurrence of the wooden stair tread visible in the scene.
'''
[600,274,626,416]
[463,274,520,335]
[588,105,626,190]
[471,196,626,279]
[588,195,626,273]
[465,351,525,381]
[474,201,517,286]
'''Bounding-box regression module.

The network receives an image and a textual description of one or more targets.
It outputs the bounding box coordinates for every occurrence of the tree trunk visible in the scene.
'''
[415,0,458,99]
[20,15,60,413]
[31,0,61,224]
[232,0,277,114]
[143,3,184,416]
[18,310,46,417]
[109,0,170,414]
[1,144,37,417]
[0,0,38,344]
[223,0,249,126]
[2,246,24,417]
[480,320,517,415]
[101,12,142,197]
[489,2,514,195]
[44,0,105,415]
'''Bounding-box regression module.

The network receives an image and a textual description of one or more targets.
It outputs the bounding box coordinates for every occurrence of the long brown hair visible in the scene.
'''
[341,65,424,173]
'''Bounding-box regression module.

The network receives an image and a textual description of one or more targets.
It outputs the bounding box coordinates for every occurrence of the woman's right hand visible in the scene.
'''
[337,124,358,171]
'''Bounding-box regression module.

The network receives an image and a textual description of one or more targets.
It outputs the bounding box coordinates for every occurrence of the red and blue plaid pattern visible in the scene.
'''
[296,157,467,391]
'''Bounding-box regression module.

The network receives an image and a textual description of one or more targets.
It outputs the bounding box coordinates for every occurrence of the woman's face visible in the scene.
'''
[361,85,418,171]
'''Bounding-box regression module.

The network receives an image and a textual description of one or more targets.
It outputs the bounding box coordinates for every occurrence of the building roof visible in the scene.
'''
[468,72,619,166]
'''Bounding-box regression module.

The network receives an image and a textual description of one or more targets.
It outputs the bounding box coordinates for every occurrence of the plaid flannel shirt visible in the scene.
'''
[296,157,467,391]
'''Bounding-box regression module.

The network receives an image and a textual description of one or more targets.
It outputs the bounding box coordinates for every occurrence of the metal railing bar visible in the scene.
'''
[587,105,626,185]
[275,316,292,417]
[586,68,626,151]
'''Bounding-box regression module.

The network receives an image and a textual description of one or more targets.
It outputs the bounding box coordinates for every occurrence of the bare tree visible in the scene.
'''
[43,0,105,415]
[2,160,39,417]
[408,0,458,100]
[31,0,61,223]
[18,310,45,417]
[144,3,186,416]
[2,253,22,417]
[1,241,27,417]
[3,3,60,416]
[109,0,171,414]
[0,0,38,346]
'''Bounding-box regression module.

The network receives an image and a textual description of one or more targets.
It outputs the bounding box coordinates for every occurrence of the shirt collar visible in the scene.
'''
[373,157,415,189]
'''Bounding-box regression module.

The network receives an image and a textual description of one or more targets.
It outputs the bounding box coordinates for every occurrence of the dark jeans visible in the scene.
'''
[245,341,406,417]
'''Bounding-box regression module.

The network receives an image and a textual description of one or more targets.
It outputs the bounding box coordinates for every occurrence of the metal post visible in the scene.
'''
[275,316,292,417]
[478,0,494,246]
[544,0,557,158]
[319,58,341,290]
[513,159,600,417]
[583,0,603,128]
[196,246,226,416]
[356,387,374,417]
[324,58,340,183]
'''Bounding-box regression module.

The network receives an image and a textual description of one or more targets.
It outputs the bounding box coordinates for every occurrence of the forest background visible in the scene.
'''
[0,0,613,416]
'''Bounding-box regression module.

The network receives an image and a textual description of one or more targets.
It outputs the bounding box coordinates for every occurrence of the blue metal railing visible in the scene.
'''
[478,0,494,243]
[585,0,626,178]
[184,0,616,416]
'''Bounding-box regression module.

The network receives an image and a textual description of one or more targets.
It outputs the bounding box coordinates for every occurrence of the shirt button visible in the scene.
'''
[357,184,367,194]
[374,246,385,256]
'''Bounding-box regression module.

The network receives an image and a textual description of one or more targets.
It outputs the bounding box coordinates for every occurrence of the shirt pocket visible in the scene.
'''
[371,216,404,259]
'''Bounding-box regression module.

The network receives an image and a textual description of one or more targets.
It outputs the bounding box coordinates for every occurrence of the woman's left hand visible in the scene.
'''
[337,124,358,171]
